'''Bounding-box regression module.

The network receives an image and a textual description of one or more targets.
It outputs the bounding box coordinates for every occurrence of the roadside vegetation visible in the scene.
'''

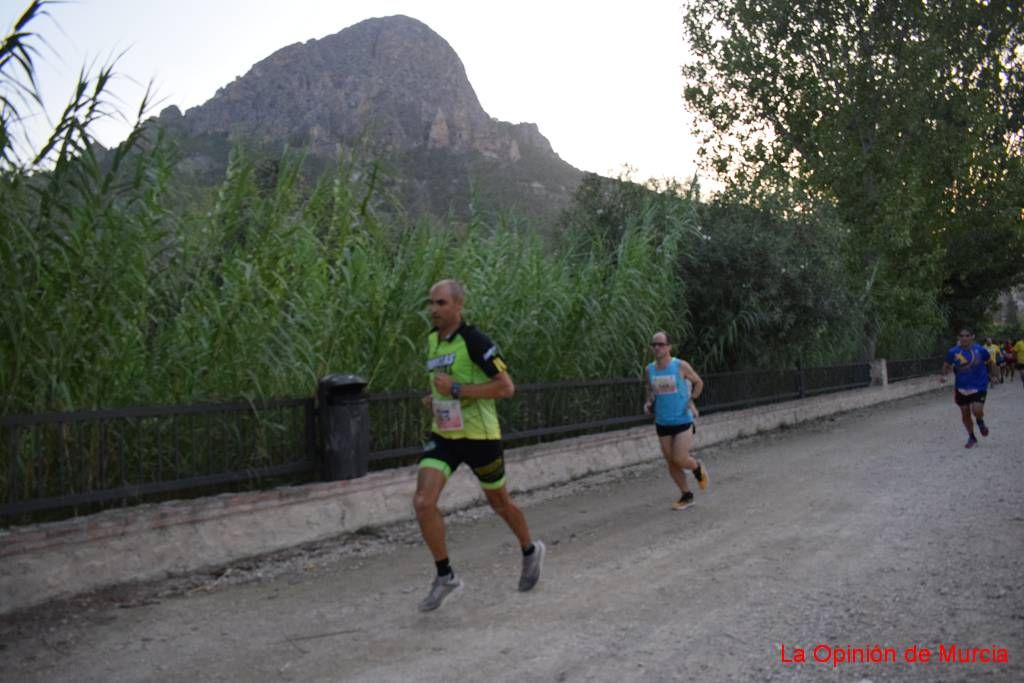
[3,0,1019,416]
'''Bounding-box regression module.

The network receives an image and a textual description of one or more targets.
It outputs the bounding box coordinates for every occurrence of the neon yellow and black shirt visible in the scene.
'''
[426,322,508,440]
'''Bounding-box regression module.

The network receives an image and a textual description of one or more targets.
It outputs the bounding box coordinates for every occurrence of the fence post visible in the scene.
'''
[304,398,318,462]
[317,374,369,480]
[870,359,888,387]
[796,358,806,398]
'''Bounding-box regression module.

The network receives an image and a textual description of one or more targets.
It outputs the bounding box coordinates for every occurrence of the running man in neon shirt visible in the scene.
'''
[414,279,545,611]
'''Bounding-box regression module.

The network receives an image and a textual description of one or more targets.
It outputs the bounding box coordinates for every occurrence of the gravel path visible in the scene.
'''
[3,383,1022,682]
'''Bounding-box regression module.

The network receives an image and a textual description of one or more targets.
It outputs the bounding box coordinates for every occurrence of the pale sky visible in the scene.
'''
[1,0,700,184]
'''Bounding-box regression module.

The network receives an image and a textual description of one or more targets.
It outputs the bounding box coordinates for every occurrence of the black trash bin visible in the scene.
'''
[317,374,369,480]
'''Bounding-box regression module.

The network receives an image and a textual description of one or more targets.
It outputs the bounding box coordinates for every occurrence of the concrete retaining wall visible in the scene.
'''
[0,376,942,615]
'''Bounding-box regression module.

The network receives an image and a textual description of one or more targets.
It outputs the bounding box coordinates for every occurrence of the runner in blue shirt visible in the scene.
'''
[643,330,709,510]
[941,327,997,448]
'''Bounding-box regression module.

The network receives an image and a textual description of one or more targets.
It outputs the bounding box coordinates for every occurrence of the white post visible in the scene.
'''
[870,359,888,387]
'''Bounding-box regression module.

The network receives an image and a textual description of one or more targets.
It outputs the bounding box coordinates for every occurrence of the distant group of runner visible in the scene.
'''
[982,336,1021,385]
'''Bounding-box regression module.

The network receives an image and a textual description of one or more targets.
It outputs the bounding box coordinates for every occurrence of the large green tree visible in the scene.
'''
[683,194,856,370]
[681,0,1024,345]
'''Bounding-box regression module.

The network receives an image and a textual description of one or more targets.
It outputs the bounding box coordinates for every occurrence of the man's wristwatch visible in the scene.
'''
[451,383,462,400]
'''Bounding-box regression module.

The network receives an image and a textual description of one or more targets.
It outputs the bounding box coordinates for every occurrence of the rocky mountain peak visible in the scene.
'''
[159,15,581,222]
[187,16,500,157]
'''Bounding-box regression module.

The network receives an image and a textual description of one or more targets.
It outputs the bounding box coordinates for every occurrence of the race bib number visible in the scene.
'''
[652,374,678,395]
[432,399,464,432]
[956,388,978,396]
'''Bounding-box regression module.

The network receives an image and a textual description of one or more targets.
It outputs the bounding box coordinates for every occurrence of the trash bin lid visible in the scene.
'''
[319,373,368,392]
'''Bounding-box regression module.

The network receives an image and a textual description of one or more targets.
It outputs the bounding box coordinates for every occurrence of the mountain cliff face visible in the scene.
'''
[157,15,582,223]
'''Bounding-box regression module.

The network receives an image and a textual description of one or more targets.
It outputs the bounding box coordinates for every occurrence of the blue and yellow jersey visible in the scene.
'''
[945,343,991,392]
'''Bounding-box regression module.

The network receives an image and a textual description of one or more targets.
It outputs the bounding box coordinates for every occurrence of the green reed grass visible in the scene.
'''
[1,1,939,418]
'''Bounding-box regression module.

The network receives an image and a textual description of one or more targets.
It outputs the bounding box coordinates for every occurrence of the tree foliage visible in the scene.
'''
[681,0,1024,342]
[556,172,701,254]
[557,174,879,369]
[683,194,853,370]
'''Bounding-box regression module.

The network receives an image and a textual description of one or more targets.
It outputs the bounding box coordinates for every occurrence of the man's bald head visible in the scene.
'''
[430,279,465,304]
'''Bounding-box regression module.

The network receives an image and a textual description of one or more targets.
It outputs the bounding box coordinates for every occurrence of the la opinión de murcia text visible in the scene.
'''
[780,643,1009,668]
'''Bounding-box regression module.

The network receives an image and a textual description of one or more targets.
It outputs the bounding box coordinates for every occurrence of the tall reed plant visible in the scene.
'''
[146,149,692,400]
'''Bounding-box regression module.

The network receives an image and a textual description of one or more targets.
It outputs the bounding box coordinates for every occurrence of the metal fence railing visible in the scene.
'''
[804,362,873,396]
[887,357,943,383]
[367,363,873,462]
[365,378,650,467]
[698,368,800,414]
[2,358,924,526]
[1,398,316,524]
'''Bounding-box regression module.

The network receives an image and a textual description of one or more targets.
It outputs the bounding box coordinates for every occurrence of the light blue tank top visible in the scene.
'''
[648,358,693,426]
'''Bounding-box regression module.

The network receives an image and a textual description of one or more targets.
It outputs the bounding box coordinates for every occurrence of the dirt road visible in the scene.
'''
[3,384,1022,682]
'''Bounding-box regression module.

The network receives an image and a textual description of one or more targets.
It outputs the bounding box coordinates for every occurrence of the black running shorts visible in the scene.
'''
[656,422,695,437]
[953,390,987,407]
[419,434,506,490]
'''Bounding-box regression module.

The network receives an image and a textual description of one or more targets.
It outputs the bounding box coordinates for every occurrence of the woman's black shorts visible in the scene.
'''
[655,422,695,437]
